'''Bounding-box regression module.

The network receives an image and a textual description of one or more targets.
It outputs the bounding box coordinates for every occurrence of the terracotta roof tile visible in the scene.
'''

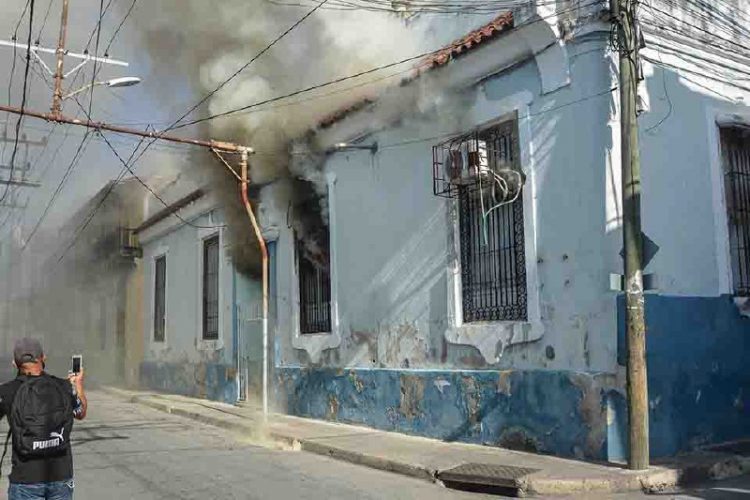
[420,12,514,70]
[317,12,514,130]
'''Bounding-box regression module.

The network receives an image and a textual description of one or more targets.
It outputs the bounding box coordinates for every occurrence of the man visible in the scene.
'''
[0,338,87,500]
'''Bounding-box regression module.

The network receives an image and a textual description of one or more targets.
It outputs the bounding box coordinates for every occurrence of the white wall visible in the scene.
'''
[638,0,750,297]
[140,206,235,365]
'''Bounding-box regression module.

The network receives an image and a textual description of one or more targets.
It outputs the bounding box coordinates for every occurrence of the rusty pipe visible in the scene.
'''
[239,148,269,417]
[0,103,250,153]
[51,0,69,118]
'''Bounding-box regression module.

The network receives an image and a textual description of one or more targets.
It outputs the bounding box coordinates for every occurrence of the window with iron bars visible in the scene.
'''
[297,236,332,334]
[721,126,750,296]
[202,236,220,340]
[435,117,528,322]
[153,255,166,342]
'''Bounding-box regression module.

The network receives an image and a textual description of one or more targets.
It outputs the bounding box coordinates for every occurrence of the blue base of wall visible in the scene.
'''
[140,361,237,404]
[276,367,624,461]
[618,294,750,457]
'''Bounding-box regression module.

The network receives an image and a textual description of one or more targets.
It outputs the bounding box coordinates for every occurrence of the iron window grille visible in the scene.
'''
[297,237,332,334]
[436,117,527,322]
[154,255,166,342]
[721,126,750,296]
[202,236,220,340]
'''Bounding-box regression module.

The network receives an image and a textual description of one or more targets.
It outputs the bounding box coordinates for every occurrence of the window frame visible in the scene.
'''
[443,101,543,364]
[202,234,221,341]
[455,118,528,323]
[295,235,333,334]
[719,125,750,297]
[153,254,167,343]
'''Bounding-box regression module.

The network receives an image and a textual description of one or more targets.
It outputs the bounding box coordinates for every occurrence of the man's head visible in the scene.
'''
[13,337,46,374]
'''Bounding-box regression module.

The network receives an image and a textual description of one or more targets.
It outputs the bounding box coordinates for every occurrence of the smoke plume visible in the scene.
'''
[126,0,436,272]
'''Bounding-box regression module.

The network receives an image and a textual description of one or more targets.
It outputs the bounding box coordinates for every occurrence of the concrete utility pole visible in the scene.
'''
[612,0,649,470]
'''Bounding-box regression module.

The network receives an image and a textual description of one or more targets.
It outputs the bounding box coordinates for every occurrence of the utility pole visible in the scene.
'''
[612,0,649,470]
[51,0,70,119]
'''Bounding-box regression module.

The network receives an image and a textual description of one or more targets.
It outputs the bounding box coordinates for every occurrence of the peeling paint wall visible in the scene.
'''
[276,367,622,461]
[617,295,750,457]
[139,206,262,404]
[263,33,627,461]
[271,36,620,375]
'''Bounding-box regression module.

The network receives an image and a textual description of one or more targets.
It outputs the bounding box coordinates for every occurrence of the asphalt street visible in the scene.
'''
[1,392,748,499]
[0,392,495,500]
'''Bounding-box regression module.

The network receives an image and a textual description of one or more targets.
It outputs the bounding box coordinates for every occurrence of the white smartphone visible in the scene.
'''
[71,354,82,374]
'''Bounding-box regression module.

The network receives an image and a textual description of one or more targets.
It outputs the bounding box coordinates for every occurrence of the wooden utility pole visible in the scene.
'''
[613,0,649,470]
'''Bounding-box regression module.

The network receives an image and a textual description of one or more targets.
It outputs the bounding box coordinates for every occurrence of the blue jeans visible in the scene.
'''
[8,480,74,500]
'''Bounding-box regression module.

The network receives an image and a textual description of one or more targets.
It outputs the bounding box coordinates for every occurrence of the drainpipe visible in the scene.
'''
[239,148,269,417]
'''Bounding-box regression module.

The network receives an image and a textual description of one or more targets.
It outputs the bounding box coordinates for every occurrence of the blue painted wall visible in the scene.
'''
[140,360,237,404]
[618,294,750,457]
[276,367,623,461]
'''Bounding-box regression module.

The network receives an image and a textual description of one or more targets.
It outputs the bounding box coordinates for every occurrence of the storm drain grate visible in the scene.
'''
[437,463,540,489]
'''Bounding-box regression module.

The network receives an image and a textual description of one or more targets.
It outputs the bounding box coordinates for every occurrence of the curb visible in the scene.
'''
[100,387,440,484]
[99,387,750,497]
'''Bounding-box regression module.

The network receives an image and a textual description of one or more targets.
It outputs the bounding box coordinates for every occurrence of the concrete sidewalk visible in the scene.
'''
[100,387,750,497]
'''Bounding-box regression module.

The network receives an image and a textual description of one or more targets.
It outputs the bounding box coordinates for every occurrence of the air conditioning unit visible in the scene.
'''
[445,140,491,186]
[119,228,142,259]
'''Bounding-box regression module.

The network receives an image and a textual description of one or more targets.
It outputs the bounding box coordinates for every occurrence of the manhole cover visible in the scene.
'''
[437,463,539,488]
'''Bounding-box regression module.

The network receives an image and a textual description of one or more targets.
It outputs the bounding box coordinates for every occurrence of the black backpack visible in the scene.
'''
[9,376,74,458]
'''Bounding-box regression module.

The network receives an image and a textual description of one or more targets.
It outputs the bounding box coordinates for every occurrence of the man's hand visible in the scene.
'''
[67,369,85,393]
[68,369,87,420]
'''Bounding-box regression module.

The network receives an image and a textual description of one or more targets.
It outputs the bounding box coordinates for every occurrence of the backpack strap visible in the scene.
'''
[0,427,10,473]
[0,377,24,472]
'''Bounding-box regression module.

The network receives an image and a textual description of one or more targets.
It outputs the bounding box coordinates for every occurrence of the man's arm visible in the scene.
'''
[68,371,87,420]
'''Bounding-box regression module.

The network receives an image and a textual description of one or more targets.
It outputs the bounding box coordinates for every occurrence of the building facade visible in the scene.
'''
[258,2,750,461]
[136,182,263,403]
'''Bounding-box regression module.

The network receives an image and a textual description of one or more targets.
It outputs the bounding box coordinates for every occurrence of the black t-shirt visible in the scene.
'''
[0,374,80,484]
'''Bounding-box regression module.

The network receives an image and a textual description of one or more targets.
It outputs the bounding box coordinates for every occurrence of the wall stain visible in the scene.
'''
[498,426,541,453]
[569,372,617,458]
[348,370,365,393]
[327,394,339,420]
[350,329,378,363]
[497,370,513,396]
[462,376,481,424]
[399,374,425,420]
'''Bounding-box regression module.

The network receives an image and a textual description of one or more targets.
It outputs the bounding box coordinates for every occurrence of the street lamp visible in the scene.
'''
[63,76,141,101]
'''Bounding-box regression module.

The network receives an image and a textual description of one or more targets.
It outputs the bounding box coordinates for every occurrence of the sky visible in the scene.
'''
[0,0,207,255]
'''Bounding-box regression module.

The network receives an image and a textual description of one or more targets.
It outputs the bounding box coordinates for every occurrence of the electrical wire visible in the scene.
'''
[2,0,32,162]
[646,2,750,54]
[34,0,54,45]
[53,133,147,263]
[167,0,331,130]
[82,0,115,55]
[21,132,92,250]
[87,0,106,118]
[52,0,337,258]
[97,131,226,230]
[103,0,138,57]
[264,0,559,14]
[172,0,605,130]
[1,0,36,205]
[63,0,117,99]
[27,0,607,257]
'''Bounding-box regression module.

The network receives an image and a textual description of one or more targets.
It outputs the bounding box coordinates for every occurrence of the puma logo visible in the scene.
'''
[32,428,65,451]
[49,427,65,443]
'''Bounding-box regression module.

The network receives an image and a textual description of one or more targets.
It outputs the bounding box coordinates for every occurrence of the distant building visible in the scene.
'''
[2,178,147,386]
[134,177,263,403]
